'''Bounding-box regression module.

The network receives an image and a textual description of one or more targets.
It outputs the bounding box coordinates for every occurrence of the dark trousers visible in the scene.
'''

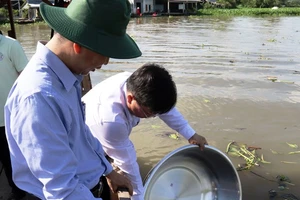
[91,176,111,199]
[100,176,111,200]
[0,126,26,197]
[27,176,111,200]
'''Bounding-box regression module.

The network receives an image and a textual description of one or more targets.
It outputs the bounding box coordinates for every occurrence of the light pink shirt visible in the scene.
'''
[82,72,195,200]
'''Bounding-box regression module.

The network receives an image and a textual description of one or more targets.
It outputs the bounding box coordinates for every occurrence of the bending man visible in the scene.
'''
[82,63,208,200]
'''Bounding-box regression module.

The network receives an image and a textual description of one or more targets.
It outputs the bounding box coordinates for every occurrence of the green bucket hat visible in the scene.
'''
[40,0,142,59]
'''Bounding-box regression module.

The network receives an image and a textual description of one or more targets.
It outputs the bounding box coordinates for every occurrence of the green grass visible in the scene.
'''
[197,7,300,16]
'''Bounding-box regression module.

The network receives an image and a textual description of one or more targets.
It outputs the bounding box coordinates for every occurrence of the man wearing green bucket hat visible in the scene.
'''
[4,0,141,199]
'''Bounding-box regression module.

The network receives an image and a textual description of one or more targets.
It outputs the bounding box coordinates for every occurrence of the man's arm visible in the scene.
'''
[88,121,144,200]
[85,124,113,175]
[159,107,208,150]
[85,124,133,195]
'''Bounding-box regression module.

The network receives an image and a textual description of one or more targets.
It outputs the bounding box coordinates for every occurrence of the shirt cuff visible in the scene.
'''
[103,158,113,176]
[180,124,196,140]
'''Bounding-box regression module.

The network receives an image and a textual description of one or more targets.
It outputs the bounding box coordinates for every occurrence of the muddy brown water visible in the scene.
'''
[1,16,300,199]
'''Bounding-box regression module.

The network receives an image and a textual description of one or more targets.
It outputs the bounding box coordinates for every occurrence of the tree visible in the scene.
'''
[286,0,300,6]
[217,0,237,8]
[241,0,256,7]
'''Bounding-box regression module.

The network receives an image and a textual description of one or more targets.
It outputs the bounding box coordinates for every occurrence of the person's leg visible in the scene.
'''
[0,126,26,199]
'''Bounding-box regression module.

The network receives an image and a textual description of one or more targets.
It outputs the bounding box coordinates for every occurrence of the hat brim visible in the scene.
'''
[40,3,142,59]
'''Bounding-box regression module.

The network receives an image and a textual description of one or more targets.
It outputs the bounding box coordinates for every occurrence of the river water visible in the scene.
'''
[1,16,300,199]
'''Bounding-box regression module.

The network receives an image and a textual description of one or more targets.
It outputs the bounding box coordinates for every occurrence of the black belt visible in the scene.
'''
[26,194,40,200]
[90,178,104,198]
[27,177,107,200]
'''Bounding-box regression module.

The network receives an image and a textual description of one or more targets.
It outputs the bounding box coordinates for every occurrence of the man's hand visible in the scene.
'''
[188,133,208,150]
[105,170,133,196]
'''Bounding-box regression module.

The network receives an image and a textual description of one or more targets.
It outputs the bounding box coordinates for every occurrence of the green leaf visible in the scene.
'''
[151,125,161,129]
[288,151,300,155]
[203,99,210,103]
[168,133,179,140]
[278,80,294,84]
[260,154,271,164]
[270,149,283,155]
[286,142,298,149]
[281,161,297,164]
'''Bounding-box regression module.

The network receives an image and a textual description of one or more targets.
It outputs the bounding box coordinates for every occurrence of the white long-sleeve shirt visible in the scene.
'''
[82,72,195,200]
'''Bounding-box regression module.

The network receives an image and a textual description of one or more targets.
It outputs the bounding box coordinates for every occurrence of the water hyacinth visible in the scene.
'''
[226,141,269,171]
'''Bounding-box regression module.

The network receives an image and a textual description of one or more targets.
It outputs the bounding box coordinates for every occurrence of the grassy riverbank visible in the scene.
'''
[197,7,300,16]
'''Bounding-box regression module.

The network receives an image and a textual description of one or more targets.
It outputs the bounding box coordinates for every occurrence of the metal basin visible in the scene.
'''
[143,145,242,200]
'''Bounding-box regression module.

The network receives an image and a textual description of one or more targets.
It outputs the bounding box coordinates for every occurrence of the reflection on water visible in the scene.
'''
[1,16,300,199]
[2,16,299,102]
[4,16,299,102]
[126,16,300,103]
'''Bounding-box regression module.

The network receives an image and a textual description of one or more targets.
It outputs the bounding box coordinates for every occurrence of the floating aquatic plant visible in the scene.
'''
[286,142,298,149]
[288,151,300,155]
[281,161,297,164]
[270,149,283,155]
[168,133,179,140]
[226,141,270,171]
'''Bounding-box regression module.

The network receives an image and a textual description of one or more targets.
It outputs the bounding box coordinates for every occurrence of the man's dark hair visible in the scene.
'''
[127,63,177,114]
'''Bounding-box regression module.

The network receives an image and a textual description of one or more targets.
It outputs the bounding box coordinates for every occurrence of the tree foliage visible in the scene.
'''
[218,0,237,8]
[216,0,300,8]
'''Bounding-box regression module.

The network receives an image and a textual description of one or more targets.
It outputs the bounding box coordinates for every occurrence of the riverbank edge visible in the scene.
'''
[197,7,300,16]
[1,6,300,25]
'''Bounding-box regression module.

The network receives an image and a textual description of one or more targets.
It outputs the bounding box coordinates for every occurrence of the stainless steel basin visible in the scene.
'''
[143,145,242,200]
